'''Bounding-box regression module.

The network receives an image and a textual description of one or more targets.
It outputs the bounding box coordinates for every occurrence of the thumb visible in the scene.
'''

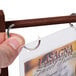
[0,35,25,68]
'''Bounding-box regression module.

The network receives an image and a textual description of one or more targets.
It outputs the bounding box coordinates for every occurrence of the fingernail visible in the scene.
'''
[8,37,24,51]
[18,44,24,52]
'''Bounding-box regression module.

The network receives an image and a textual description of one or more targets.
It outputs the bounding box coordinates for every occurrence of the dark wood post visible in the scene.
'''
[0,10,8,76]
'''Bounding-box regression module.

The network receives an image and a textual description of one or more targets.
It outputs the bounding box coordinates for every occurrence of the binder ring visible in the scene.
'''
[69,13,76,30]
[7,24,41,51]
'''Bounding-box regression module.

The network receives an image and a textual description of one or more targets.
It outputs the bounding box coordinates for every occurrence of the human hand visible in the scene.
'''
[0,33,25,68]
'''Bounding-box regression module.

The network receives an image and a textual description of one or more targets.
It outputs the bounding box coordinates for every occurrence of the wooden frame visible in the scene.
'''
[6,14,76,29]
[0,10,8,76]
[0,10,76,76]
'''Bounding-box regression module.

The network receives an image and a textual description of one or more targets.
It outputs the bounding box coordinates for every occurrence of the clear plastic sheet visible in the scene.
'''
[19,27,76,76]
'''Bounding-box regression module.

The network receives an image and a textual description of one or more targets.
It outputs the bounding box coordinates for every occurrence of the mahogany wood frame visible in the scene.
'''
[6,14,76,29]
[0,10,76,76]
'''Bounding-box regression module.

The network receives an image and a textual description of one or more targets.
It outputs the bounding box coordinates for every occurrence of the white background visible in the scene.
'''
[0,0,76,76]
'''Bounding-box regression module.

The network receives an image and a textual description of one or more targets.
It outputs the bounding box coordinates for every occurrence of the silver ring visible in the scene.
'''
[69,23,76,30]
[69,13,76,30]
[7,24,41,51]
[7,24,15,38]
[24,37,41,50]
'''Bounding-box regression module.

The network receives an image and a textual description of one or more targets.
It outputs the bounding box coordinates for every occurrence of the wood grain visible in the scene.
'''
[6,15,76,29]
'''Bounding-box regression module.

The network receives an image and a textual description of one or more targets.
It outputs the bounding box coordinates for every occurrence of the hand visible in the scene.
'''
[0,33,25,68]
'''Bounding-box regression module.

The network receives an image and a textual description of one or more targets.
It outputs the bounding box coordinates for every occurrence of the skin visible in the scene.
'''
[0,33,25,68]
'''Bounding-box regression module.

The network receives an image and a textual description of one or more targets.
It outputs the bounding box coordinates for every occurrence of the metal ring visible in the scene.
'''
[24,37,41,51]
[69,23,76,30]
[69,13,76,30]
[7,24,41,51]
[7,24,15,38]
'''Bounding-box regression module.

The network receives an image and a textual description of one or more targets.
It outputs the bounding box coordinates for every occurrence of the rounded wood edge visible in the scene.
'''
[0,10,8,76]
